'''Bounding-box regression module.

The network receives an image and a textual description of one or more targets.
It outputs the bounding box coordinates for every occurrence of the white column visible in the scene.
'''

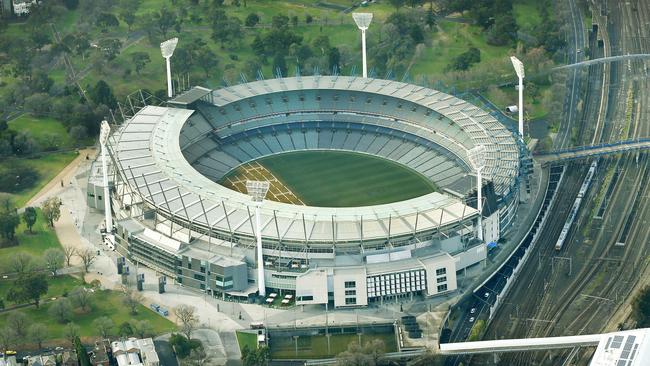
[361,29,368,78]
[166,57,173,98]
[255,204,266,296]
[101,142,112,234]
[518,76,524,139]
[477,169,483,242]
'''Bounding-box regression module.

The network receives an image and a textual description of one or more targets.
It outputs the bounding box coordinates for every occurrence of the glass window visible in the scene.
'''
[345,297,356,305]
[437,276,447,284]
[345,290,356,296]
[437,284,448,292]
[344,281,356,288]
[436,268,446,276]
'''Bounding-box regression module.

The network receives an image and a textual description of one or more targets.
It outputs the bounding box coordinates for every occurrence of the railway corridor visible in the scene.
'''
[470,1,650,365]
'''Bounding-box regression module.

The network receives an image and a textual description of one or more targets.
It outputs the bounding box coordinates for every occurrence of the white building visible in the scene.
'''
[111,338,159,366]
[12,0,36,16]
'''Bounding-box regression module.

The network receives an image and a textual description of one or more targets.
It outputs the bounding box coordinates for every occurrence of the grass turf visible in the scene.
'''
[236,331,258,352]
[270,333,397,359]
[8,114,73,149]
[0,208,62,271]
[0,288,176,341]
[221,150,437,207]
[0,275,81,303]
[1,151,78,207]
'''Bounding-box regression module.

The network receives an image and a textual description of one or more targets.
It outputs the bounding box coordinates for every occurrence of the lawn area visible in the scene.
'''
[0,275,81,302]
[513,0,543,33]
[8,114,73,149]
[220,150,437,207]
[0,208,61,271]
[236,331,258,351]
[0,289,176,341]
[1,151,78,207]
[482,84,552,119]
[270,332,397,359]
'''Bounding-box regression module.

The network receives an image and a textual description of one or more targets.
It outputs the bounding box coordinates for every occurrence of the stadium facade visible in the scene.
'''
[88,76,524,308]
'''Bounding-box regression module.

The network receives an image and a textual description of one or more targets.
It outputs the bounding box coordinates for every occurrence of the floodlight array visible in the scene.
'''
[510,56,525,79]
[468,145,487,171]
[160,37,179,58]
[352,13,373,30]
[246,180,270,202]
[100,120,111,145]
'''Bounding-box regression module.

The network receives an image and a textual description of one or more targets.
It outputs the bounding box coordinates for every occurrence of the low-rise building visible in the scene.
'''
[111,338,159,366]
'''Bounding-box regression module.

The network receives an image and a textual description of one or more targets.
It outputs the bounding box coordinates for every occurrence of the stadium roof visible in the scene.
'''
[109,76,521,246]
[111,105,477,245]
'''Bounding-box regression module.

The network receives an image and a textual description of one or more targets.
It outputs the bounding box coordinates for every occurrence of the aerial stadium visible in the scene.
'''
[88,76,524,308]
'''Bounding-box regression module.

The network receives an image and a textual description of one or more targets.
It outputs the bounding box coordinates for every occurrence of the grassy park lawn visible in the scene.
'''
[270,333,397,359]
[0,208,61,268]
[0,289,176,341]
[8,114,74,149]
[0,275,81,301]
[1,151,78,207]
[236,331,258,351]
[483,84,552,120]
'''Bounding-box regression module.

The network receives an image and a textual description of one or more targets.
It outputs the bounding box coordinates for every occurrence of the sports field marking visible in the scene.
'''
[221,161,305,205]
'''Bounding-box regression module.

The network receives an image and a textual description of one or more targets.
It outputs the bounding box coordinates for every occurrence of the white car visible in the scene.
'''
[484,292,490,298]
[469,317,475,323]
[470,308,476,314]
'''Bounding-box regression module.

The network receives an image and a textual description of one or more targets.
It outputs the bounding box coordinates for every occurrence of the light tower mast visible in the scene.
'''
[246,180,270,297]
[160,38,179,98]
[352,13,373,78]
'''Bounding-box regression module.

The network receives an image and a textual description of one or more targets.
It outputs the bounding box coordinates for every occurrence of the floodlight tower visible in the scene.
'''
[160,38,179,98]
[246,180,270,297]
[99,120,114,249]
[352,13,373,78]
[468,145,487,242]
[510,56,525,140]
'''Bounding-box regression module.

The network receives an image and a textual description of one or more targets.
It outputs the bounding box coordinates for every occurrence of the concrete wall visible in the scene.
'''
[423,254,457,297]
[295,269,329,305]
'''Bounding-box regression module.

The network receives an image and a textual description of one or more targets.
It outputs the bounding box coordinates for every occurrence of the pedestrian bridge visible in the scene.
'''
[534,138,650,164]
[439,333,601,355]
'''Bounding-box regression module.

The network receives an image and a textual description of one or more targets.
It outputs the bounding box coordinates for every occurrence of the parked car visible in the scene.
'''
[469,317,475,323]
[470,308,476,314]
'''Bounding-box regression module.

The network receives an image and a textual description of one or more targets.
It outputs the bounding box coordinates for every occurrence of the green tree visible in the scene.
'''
[120,11,137,31]
[7,273,49,307]
[0,207,19,241]
[97,13,119,30]
[75,336,91,366]
[132,319,154,338]
[195,48,218,78]
[155,7,178,38]
[7,311,29,341]
[131,52,151,75]
[28,323,48,349]
[241,345,270,366]
[49,298,74,323]
[93,316,115,339]
[272,53,287,77]
[328,47,341,73]
[43,248,65,275]
[65,323,80,347]
[70,286,93,311]
[633,286,650,327]
[98,38,122,60]
[245,13,259,27]
[42,196,63,227]
[22,207,37,234]
[119,321,134,337]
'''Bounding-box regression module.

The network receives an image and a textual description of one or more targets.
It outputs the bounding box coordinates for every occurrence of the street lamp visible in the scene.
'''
[352,13,373,78]
[99,120,114,250]
[246,180,270,297]
[160,38,179,98]
[510,56,525,139]
[468,145,486,242]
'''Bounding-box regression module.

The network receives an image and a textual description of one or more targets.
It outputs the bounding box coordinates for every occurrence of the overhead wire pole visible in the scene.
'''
[468,145,486,242]
[160,38,179,99]
[510,56,525,140]
[246,180,270,297]
[352,13,373,78]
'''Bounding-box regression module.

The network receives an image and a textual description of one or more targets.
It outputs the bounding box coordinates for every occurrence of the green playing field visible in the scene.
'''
[221,150,437,207]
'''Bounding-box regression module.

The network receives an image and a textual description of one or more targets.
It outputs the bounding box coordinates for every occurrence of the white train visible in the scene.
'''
[555,160,598,250]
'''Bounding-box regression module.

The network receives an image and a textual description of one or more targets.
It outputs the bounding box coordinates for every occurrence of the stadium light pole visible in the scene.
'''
[246,180,270,297]
[352,13,373,78]
[510,56,525,140]
[99,120,114,249]
[468,145,487,242]
[160,38,179,98]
